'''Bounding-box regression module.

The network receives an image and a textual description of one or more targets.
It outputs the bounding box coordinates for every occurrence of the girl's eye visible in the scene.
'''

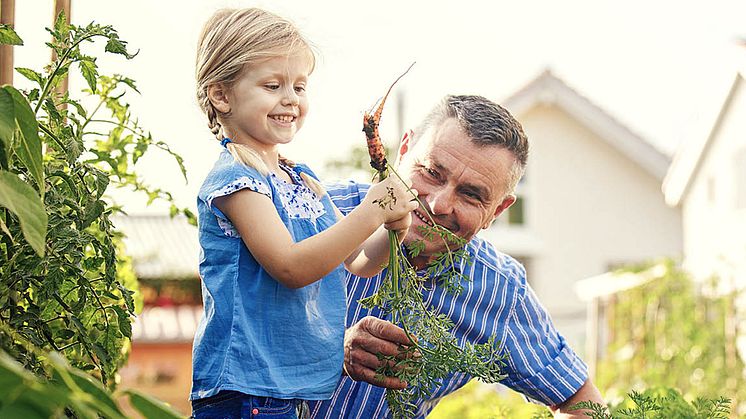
[265,84,280,90]
[294,85,306,93]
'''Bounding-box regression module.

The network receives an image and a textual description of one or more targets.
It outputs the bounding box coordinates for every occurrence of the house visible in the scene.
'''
[480,70,682,349]
[661,69,746,366]
[114,215,201,415]
[662,70,746,288]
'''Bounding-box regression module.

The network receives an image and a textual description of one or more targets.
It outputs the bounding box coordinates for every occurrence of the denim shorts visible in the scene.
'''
[191,391,310,419]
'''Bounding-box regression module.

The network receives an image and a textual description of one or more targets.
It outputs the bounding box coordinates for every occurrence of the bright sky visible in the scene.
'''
[11,1,746,213]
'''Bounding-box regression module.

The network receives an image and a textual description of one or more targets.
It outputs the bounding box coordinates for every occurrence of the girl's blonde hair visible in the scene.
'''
[196,8,316,174]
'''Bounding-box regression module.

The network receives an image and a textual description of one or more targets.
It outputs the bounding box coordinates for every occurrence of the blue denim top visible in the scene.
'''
[191,150,346,401]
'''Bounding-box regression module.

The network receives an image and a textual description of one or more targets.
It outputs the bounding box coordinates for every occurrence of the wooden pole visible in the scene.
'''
[52,0,71,100]
[0,0,15,86]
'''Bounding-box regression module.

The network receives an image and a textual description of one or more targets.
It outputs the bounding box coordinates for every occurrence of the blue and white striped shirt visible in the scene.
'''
[309,181,588,419]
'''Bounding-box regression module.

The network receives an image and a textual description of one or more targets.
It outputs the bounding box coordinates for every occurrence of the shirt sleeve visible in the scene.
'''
[323,180,370,216]
[201,160,272,236]
[500,280,589,406]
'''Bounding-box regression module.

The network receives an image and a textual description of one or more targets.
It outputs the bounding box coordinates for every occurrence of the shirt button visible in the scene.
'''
[252,408,259,415]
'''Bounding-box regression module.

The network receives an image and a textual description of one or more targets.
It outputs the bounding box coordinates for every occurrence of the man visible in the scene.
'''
[310,95,604,418]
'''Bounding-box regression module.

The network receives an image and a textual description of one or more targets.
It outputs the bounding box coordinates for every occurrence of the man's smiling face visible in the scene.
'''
[396,118,518,263]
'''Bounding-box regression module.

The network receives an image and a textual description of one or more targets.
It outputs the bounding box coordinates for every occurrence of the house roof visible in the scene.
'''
[113,214,199,280]
[132,305,202,343]
[662,71,745,206]
[574,263,668,301]
[503,69,671,181]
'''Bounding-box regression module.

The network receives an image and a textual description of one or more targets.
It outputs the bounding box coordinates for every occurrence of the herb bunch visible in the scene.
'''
[360,69,507,418]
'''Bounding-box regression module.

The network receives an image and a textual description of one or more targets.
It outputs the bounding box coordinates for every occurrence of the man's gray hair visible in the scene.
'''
[413,95,529,191]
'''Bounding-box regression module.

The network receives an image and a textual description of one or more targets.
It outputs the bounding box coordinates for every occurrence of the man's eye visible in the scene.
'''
[464,191,481,201]
[425,168,438,178]
[294,85,306,93]
[265,84,280,90]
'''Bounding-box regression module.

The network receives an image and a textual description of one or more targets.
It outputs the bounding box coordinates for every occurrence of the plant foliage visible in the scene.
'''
[595,260,744,414]
[0,14,189,418]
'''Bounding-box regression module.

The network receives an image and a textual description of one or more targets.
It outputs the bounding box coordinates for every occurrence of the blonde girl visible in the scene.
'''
[190,8,416,419]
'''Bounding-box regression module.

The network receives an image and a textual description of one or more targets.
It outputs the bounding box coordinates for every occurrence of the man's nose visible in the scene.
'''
[426,187,455,215]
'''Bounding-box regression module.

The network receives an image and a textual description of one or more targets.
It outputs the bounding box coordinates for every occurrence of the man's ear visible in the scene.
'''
[207,83,231,114]
[483,194,516,229]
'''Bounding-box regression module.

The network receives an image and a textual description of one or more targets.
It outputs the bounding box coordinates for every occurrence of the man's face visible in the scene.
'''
[396,118,517,261]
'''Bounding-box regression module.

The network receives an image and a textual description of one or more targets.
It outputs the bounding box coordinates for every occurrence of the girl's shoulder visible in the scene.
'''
[199,151,270,200]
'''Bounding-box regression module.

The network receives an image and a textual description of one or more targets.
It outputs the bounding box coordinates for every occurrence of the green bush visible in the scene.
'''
[0,13,189,418]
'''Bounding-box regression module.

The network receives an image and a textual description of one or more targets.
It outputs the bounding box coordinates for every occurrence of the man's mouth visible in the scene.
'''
[414,209,435,227]
[414,209,458,234]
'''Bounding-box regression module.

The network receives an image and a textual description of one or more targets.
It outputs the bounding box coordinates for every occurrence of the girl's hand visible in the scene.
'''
[384,212,411,244]
[364,176,418,225]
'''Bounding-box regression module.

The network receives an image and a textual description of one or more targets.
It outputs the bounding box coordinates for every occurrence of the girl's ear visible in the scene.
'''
[207,83,231,114]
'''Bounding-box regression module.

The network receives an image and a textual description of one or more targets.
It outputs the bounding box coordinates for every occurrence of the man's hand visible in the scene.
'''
[550,379,605,418]
[343,316,412,389]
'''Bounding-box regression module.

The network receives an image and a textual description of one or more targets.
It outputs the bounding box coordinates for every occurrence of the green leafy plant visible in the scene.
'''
[0,14,189,418]
[570,388,731,419]
[595,260,744,414]
[428,383,732,419]
[360,69,506,418]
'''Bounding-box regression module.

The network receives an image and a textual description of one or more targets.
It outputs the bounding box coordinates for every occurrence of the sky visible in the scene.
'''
[10,0,746,213]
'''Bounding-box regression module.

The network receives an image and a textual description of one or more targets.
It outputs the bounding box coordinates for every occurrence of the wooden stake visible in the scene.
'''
[0,0,15,86]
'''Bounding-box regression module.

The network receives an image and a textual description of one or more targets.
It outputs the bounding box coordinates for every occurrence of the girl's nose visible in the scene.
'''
[282,87,300,106]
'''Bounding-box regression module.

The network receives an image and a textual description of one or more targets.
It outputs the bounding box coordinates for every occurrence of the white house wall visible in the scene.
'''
[682,79,746,286]
[494,104,682,347]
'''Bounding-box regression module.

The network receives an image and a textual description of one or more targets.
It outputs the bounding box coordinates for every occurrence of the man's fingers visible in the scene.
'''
[363,317,412,346]
[346,363,408,390]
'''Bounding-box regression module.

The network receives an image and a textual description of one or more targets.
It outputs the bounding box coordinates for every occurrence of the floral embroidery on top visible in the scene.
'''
[271,164,325,222]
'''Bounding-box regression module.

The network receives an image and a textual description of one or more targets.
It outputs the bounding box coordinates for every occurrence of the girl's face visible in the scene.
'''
[220,53,312,150]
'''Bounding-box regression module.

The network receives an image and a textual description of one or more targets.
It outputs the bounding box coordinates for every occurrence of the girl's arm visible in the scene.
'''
[300,173,410,278]
[214,177,416,289]
[344,218,410,278]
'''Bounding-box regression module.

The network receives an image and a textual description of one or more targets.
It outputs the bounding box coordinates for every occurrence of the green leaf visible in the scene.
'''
[53,11,69,39]
[78,58,98,92]
[0,171,47,256]
[0,88,14,146]
[0,24,23,45]
[15,67,44,86]
[104,37,137,59]
[4,86,44,193]
[56,329,75,340]
[124,389,184,419]
[68,368,121,414]
[0,216,13,240]
[112,306,132,338]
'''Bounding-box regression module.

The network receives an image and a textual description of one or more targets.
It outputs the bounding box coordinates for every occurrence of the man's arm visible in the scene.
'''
[549,379,605,418]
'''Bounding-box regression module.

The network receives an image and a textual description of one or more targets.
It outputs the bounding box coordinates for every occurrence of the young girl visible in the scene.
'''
[190,8,417,419]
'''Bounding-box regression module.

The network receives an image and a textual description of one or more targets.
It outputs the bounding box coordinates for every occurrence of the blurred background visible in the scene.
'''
[4,0,745,416]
